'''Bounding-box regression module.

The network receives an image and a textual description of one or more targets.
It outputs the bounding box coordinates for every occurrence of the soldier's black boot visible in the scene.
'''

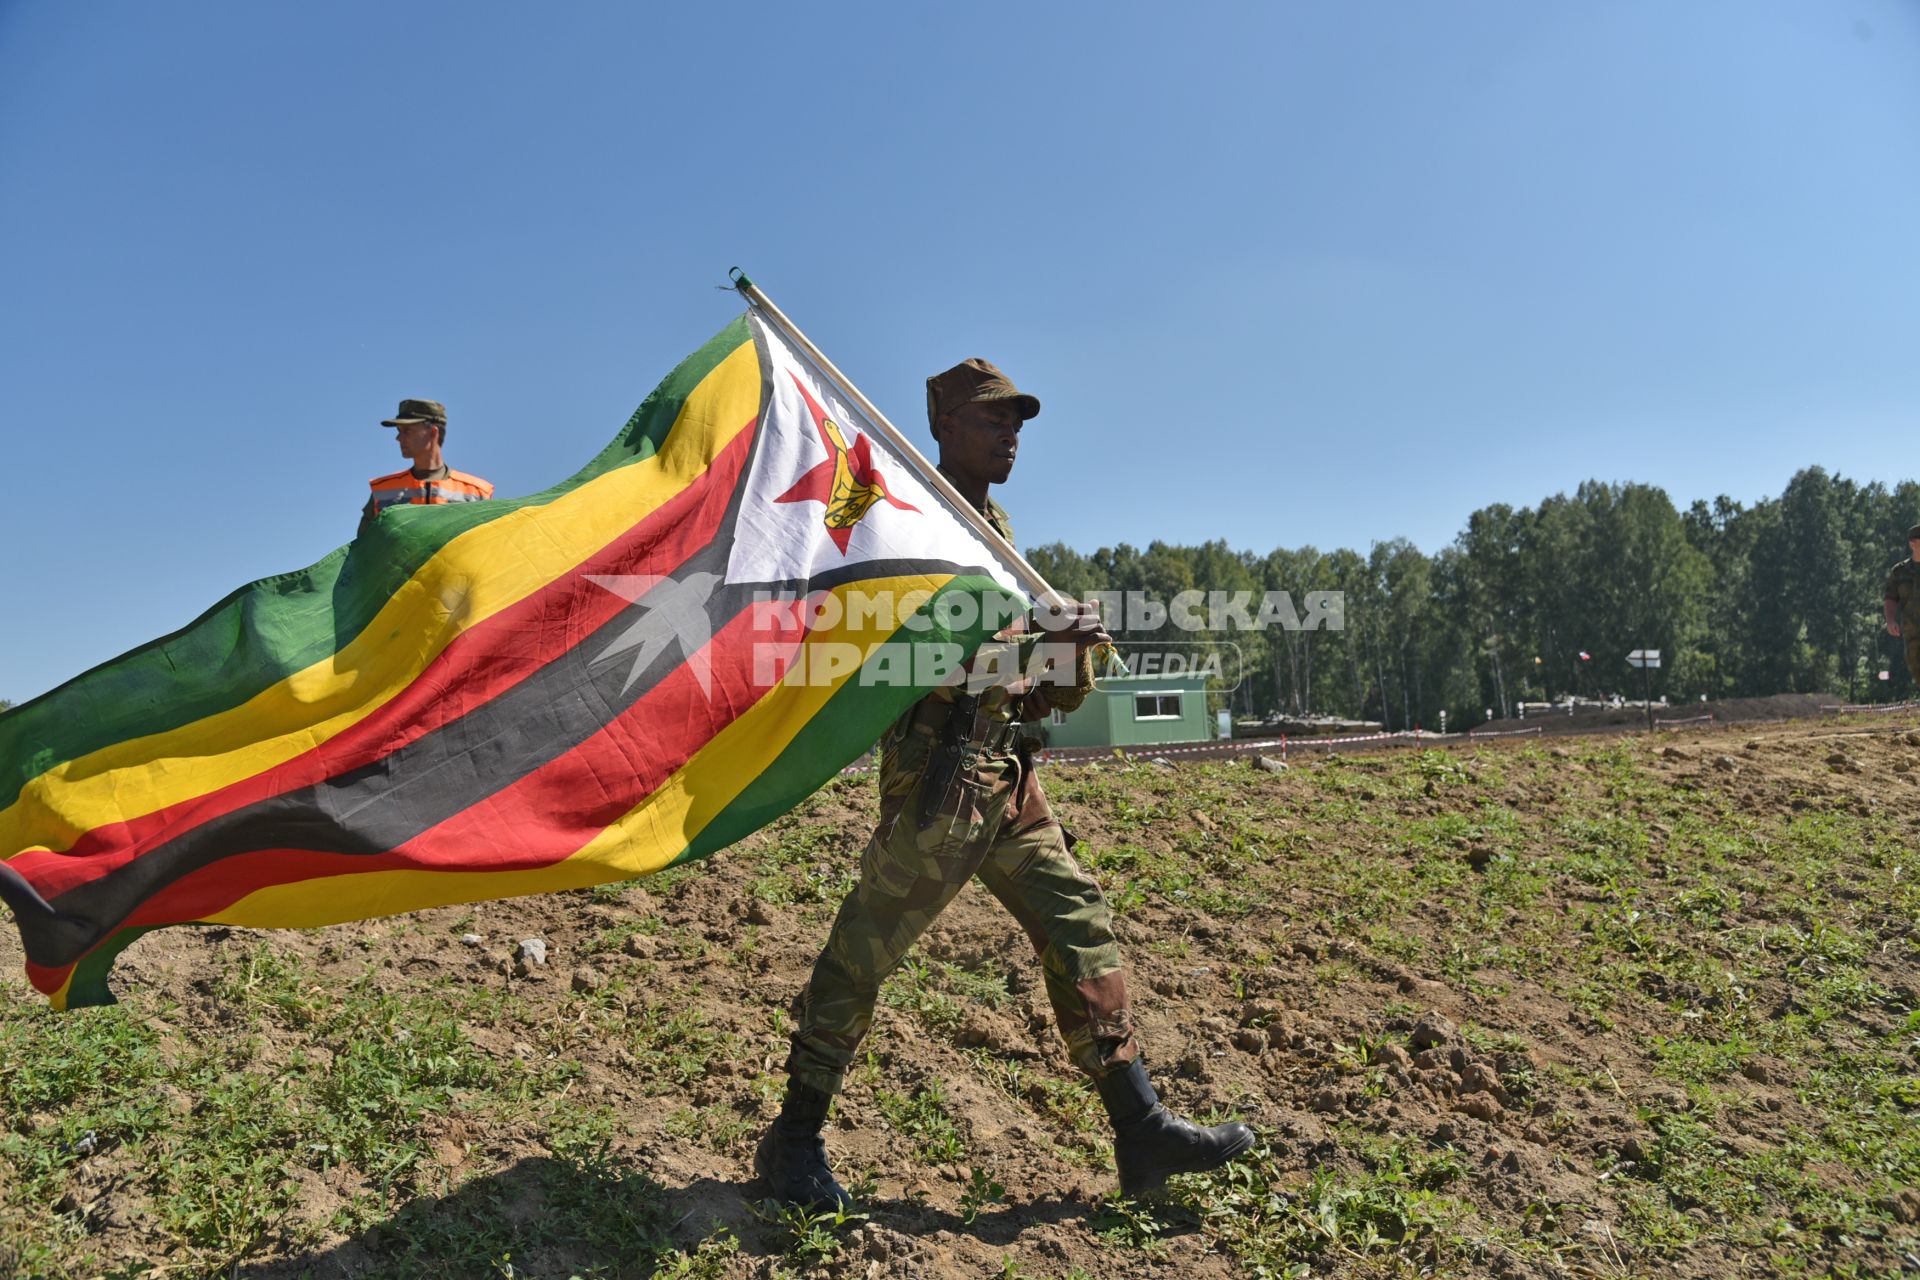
[1097,1059,1255,1197]
[753,1081,853,1213]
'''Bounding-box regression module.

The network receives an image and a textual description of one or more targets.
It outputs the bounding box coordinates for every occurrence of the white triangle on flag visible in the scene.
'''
[724,314,1030,603]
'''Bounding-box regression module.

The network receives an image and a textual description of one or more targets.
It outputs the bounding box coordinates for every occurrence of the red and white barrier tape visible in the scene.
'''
[1046,736,1311,764]
[1820,700,1919,713]
[1467,725,1544,739]
[1283,731,1409,751]
[839,736,1278,773]
[843,730,1458,773]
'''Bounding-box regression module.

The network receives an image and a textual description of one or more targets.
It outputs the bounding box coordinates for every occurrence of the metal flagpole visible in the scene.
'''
[729,268,1069,612]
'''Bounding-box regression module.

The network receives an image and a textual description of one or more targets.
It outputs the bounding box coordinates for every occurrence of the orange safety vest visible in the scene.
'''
[366,467,494,518]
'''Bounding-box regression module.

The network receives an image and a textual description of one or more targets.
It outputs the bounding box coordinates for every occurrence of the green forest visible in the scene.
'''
[1028,466,1920,730]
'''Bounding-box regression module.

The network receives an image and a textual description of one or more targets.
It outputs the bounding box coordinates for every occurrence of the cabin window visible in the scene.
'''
[1133,693,1182,720]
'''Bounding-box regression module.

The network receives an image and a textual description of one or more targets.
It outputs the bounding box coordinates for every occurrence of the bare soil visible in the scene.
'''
[4,711,1918,1279]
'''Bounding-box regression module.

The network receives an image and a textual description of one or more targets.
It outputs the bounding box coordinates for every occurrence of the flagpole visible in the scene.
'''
[729,268,1070,612]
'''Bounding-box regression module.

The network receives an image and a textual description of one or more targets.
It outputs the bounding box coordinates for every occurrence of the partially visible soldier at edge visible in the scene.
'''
[1882,523,1920,684]
[755,357,1255,1211]
[359,398,494,534]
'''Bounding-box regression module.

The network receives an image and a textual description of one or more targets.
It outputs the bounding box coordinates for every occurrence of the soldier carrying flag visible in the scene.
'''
[756,356,1255,1209]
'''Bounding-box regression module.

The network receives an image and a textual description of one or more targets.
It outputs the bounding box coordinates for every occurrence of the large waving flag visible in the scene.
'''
[1,304,1031,1008]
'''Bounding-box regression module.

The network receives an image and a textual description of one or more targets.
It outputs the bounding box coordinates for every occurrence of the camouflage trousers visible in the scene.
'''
[1906,637,1920,686]
[786,727,1138,1097]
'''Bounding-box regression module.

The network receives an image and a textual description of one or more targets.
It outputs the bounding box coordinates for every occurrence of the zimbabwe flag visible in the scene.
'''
[1,310,1028,1008]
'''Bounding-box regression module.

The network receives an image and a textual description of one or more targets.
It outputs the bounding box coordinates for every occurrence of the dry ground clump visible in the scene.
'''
[3,716,1918,1279]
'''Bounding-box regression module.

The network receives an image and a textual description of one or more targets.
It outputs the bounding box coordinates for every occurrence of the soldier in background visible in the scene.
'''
[1882,524,1920,684]
[359,398,493,533]
[756,358,1254,1211]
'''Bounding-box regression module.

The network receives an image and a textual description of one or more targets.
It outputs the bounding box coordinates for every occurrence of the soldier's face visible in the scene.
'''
[1910,537,1920,560]
[393,421,440,462]
[937,401,1023,485]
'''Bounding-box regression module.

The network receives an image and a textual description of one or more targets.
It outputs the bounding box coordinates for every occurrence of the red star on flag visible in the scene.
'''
[773,371,918,552]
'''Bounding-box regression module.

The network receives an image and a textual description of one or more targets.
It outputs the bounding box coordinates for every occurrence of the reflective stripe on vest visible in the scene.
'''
[367,468,494,513]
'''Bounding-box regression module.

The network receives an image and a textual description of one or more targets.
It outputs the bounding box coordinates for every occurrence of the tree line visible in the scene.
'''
[1027,467,1920,730]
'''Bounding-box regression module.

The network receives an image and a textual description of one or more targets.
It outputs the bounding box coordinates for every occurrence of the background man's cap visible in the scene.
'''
[926,358,1040,433]
[380,398,447,427]
[1907,523,1920,542]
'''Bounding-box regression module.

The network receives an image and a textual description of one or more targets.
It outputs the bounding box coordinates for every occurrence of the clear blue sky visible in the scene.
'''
[3,1,1917,703]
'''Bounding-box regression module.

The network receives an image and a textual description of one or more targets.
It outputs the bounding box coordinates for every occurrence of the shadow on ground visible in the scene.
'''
[240,1155,1101,1279]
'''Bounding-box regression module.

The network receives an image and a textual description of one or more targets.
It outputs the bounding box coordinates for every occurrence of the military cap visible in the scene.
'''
[926,359,1040,436]
[1907,523,1920,542]
[381,398,447,427]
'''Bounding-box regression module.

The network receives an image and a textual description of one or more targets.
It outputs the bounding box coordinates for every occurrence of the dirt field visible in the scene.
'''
[4,714,1919,1278]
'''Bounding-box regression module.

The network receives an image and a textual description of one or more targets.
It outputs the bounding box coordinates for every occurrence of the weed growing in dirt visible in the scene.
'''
[873,1078,967,1164]
[664,1102,757,1154]
[622,1003,735,1088]
[960,1165,1008,1224]
[879,954,1012,1044]
[649,1226,741,1277]
[1090,1194,1168,1253]
[749,1197,864,1271]
[1165,1144,1479,1276]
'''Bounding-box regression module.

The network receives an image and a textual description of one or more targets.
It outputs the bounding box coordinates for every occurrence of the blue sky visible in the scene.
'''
[3,1,1917,702]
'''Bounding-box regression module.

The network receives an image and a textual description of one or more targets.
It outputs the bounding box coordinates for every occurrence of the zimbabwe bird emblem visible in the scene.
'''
[773,371,918,552]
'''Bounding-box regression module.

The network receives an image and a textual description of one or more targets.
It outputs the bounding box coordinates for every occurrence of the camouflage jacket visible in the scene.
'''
[872,476,1095,780]
[1885,559,1920,632]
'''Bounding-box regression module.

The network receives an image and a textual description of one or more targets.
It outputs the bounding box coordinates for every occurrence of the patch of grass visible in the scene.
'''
[148,1052,319,1258]
[1338,1126,1469,1192]
[0,1004,176,1273]
[0,1001,168,1113]
[872,1079,967,1164]
[1166,1144,1477,1274]
[651,1227,741,1278]
[643,863,705,897]
[881,955,1011,1040]
[749,857,857,906]
[1,949,522,1273]
[625,1005,737,1091]
[582,912,665,955]
[750,1196,865,1270]
[1091,1194,1169,1253]
[1651,1030,1755,1084]
[665,1103,758,1153]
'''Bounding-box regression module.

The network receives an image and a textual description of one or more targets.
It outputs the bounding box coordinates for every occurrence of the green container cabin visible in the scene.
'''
[1042,672,1213,749]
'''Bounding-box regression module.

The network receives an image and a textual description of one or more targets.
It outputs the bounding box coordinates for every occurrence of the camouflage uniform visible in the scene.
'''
[786,494,1136,1096]
[1885,558,1920,683]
